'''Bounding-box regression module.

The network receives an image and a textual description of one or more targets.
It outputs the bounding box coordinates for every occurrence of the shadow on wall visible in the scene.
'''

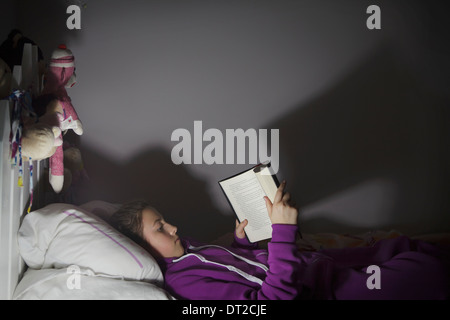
[271,43,450,235]
[73,145,234,242]
[69,43,449,241]
[15,0,239,243]
[15,0,83,59]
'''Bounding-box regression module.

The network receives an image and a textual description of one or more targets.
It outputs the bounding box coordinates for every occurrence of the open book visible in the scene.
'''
[219,163,279,243]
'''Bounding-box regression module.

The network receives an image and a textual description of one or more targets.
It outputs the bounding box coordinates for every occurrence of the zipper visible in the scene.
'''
[173,253,264,285]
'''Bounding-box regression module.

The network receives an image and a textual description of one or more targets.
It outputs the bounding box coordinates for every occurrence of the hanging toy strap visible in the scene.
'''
[27,159,34,213]
[9,90,23,162]
[9,90,36,213]
[17,144,24,187]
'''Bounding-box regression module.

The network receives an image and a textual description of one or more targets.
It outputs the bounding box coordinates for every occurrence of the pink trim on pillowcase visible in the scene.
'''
[63,210,144,269]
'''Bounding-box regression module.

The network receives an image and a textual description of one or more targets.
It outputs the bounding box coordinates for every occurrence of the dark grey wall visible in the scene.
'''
[7,0,450,240]
[0,0,16,43]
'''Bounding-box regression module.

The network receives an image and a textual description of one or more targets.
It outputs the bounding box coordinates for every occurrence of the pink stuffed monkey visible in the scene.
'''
[42,44,83,193]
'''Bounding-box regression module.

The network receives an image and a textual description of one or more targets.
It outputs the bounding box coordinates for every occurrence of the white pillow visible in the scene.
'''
[18,203,163,283]
[14,268,174,300]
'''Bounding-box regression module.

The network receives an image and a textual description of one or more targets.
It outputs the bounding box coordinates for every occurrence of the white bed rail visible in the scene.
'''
[0,43,45,300]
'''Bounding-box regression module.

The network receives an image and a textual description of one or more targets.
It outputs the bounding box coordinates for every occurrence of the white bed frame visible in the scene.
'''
[0,44,45,300]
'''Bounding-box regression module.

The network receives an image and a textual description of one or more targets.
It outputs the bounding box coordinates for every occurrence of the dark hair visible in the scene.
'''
[110,200,152,245]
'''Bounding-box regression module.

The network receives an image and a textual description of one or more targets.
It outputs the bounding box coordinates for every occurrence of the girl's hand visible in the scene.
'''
[264,181,298,225]
[235,219,248,239]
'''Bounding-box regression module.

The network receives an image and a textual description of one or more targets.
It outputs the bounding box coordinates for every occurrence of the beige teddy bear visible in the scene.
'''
[21,122,62,161]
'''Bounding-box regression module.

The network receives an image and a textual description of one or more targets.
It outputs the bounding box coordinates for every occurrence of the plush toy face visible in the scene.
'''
[44,65,76,93]
[21,123,62,161]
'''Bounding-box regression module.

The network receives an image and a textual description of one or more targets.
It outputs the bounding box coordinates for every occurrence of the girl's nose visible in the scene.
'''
[167,223,178,236]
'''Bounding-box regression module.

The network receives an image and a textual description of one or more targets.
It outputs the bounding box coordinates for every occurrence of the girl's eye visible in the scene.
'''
[157,223,164,232]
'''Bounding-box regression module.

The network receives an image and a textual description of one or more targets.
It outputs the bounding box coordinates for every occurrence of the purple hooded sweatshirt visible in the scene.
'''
[160,224,449,300]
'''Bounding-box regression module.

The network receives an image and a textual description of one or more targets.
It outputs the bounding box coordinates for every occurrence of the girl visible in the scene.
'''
[111,181,449,300]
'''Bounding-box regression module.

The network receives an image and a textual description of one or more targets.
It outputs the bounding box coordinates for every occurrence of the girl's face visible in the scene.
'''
[141,208,184,258]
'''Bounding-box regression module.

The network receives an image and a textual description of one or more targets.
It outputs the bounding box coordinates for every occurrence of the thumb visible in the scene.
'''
[235,219,248,239]
[236,219,248,230]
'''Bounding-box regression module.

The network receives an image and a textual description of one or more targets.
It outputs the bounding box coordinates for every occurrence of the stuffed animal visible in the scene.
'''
[21,123,62,161]
[40,44,83,193]
[19,92,67,162]
[62,145,89,192]
[41,144,89,204]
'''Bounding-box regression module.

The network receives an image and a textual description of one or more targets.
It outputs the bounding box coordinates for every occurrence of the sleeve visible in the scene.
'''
[261,224,303,299]
[231,231,259,250]
[166,224,303,300]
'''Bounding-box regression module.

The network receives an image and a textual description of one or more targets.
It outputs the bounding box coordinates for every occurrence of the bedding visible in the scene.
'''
[16,201,173,300]
[16,201,449,300]
[14,267,173,300]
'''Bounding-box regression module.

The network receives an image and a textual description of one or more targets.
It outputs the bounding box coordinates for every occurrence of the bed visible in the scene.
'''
[0,44,173,300]
[14,201,173,300]
[0,43,45,300]
[2,44,448,301]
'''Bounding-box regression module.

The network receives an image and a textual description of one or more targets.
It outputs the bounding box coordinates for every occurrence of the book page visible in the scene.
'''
[219,170,272,242]
[254,165,278,202]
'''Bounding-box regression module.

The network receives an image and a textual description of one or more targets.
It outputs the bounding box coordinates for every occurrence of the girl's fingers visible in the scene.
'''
[273,180,286,204]
[264,196,273,215]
